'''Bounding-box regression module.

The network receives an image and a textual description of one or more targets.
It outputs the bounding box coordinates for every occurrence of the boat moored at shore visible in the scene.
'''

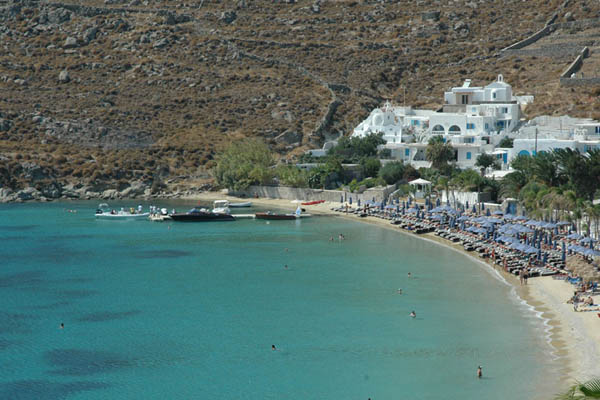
[170,208,235,222]
[95,204,149,220]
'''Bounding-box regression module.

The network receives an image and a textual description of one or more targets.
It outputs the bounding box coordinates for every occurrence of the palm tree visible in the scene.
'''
[555,378,600,399]
[425,136,455,171]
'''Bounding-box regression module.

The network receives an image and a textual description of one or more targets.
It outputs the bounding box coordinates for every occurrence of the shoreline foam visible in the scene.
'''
[186,193,597,393]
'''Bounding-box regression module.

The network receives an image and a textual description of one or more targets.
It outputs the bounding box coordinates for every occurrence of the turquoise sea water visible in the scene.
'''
[0,201,559,400]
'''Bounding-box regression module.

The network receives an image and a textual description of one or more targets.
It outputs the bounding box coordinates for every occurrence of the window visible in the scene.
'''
[466,123,475,130]
[405,149,410,157]
[412,120,420,126]
[485,123,489,130]
[595,126,600,134]
[493,92,497,99]
[497,121,505,128]
[502,107,508,114]
[461,95,468,104]
[472,107,476,113]
[466,152,471,160]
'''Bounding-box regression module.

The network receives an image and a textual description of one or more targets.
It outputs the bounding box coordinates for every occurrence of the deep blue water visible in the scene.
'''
[0,201,558,399]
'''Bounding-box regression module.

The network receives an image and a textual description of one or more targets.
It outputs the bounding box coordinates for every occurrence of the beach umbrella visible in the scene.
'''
[567,233,582,240]
[492,210,503,215]
[581,237,593,244]
[557,221,571,227]
[504,213,514,220]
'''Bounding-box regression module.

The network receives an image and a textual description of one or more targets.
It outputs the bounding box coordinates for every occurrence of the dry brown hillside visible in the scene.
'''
[1,0,599,193]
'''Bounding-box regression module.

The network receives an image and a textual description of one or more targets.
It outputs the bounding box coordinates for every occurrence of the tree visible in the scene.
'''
[426,136,455,171]
[475,153,500,175]
[274,165,308,187]
[213,139,274,190]
[555,377,600,399]
[360,157,381,178]
[378,161,405,185]
[498,136,514,148]
[327,133,386,162]
[307,157,345,189]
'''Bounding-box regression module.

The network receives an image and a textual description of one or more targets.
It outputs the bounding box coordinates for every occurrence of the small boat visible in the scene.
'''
[229,201,252,208]
[212,200,231,215]
[170,208,235,222]
[301,200,325,206]
[255,212,297,220]
[95,204,149,220]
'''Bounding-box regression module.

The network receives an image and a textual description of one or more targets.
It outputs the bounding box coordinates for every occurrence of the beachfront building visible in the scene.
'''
[351,75,533,170]
[307,76,600,172]
[510,116,600,158]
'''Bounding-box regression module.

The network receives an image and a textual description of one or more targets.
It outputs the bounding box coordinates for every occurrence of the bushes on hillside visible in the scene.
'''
[213,139,274,190]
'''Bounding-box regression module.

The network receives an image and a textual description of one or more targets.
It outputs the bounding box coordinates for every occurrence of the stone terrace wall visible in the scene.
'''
[560,47,589,78]
[231,185,397,204]
[560,77,600,87]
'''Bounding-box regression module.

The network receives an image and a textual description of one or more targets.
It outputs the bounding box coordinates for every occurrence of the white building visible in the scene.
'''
[347,75,600,171]
[350,75,533,169]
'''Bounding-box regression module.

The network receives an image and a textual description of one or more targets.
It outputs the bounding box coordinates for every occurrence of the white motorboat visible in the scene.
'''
[95,204,149,220]
[212,200,231,215]
[229,201,252,208]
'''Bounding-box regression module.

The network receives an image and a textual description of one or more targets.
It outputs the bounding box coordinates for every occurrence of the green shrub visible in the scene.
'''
[378,161,405,185]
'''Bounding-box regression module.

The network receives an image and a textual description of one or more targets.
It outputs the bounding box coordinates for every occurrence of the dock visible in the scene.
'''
[233,214,312,219]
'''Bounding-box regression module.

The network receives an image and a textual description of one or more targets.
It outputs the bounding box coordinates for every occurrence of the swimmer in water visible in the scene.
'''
[410,311,416,318]
[397,288,402,294]
[477,366,482,378]
[407,272,412,278]
[272,345,277,351]
[284,264,288,269]
[60,323,64,329]
[329,236,334,242]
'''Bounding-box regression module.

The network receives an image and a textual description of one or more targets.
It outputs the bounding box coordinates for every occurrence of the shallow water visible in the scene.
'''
[0,201,559,399]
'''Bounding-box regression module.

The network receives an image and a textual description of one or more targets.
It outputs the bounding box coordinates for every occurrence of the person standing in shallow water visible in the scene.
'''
[477,366,482,378]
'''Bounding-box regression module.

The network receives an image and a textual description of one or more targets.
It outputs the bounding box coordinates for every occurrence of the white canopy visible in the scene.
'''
[408,178,431,185]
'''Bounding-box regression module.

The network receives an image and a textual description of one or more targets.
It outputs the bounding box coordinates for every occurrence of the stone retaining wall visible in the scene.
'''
[231,184,397,204]
[560,77,600,87]
[560,47,589,78]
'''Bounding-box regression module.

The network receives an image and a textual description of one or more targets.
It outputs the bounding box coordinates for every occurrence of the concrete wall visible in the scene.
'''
[231,184,397,204]
[440,191,491,206]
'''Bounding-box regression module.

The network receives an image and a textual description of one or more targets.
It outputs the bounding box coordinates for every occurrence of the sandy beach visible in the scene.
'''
[187,193,600,387]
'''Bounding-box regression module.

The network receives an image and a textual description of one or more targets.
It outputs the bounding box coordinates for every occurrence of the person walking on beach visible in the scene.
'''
[519,269,524,285]
[523,268,529,285]
[477,366,482,378]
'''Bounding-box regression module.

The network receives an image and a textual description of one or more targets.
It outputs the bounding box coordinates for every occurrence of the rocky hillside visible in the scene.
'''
[1,0,599,201]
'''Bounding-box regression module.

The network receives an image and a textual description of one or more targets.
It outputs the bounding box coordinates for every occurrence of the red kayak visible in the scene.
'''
[301,200,325,206]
